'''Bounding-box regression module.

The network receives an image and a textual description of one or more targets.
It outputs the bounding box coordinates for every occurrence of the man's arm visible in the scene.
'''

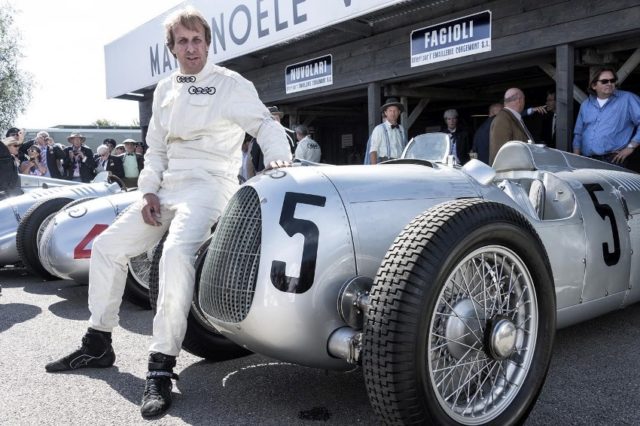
[369,125,382,165]
[572,104,586,155]
[137,83,169,196]
[225,77,291,165]
[489,113,511,163]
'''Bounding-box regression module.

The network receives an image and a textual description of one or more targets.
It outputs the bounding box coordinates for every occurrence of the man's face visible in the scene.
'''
[124,143,135,153]
[36,135,47,146]
[171,23,208,75]
[384,106,401,124]
[545,93,556,112]
[445,116,458,130]
[591,71,616,99]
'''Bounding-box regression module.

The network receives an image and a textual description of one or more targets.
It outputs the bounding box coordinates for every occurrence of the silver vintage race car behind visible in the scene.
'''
[177,135,640,425]
[36,190,152,307]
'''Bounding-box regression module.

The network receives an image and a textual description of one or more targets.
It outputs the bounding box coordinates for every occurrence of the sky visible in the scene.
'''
[10,0,182,129]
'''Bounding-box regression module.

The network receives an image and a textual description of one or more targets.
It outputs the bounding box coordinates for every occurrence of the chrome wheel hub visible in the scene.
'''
[489,318,517,360]
[428,246,538,425]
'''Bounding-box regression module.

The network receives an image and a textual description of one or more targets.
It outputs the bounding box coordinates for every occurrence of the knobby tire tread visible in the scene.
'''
[362,198,554,425]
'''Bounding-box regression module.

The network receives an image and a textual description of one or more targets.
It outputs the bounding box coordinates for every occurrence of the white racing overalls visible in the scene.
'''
[88,63,291,356]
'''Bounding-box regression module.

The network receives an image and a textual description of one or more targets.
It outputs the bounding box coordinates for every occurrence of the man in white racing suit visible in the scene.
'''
[45,6,292,419]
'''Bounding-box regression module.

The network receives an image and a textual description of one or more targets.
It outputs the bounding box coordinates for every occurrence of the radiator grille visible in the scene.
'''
[198,186,261,323]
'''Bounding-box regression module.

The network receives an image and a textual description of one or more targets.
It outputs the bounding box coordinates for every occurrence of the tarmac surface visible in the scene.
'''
[1,265,639,425]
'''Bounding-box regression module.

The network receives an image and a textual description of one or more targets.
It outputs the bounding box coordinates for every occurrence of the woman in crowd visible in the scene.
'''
[20,145,47,176]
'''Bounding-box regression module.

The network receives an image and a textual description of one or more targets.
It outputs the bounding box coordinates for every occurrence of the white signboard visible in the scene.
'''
[105,0,402,98]
[410,11,492,67]
[285,55,333,94]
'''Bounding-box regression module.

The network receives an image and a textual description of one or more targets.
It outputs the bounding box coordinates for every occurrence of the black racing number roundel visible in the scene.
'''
[583,183,621,266]
[270,192,326,294]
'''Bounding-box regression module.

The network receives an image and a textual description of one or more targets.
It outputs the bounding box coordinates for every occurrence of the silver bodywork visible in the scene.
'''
[38,191,140,282]
[0,179,123,266]
[197,140,640,370]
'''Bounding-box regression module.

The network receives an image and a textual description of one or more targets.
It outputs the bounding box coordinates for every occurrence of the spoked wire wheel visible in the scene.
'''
[128,248,153,291]
[363,199,555,425]
[429,245,537,424]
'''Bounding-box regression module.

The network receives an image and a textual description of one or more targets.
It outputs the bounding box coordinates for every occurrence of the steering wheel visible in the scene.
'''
[107,174,128,191]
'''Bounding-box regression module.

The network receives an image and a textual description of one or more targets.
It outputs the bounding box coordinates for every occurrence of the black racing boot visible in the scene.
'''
[140,352,179,418]
[45,328,115,372]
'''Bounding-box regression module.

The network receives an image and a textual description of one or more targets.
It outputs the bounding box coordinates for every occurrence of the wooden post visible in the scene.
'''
[367,82,381,137]
[555,45,575,152]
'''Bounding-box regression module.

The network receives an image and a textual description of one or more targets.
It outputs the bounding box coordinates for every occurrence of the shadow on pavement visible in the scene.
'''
[52,366,146,406]
[0,303,42,332]
[169,355,375,425]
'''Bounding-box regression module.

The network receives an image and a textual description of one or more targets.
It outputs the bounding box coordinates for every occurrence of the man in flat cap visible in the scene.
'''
[368,97,407,164]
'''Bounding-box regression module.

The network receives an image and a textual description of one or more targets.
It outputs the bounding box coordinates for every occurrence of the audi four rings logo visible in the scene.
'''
[188,86,217,95]
[176,75,196,83]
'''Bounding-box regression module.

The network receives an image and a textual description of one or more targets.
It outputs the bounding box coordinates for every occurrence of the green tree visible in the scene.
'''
[0,2,33,131]
[93,118,119,127]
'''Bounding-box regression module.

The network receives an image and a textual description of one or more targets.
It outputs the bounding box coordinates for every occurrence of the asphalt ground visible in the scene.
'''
[1,266,639,425]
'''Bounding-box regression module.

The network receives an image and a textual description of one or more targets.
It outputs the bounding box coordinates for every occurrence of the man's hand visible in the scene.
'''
[142,193,162,226]
[265,159,292,170]
[612,147,634,164]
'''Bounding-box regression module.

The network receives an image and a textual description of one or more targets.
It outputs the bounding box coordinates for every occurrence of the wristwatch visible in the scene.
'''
[627,142,639,149]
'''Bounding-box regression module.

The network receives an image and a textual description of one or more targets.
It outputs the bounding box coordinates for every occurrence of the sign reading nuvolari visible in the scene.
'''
[410,11,491,67]
[285,55,333,94]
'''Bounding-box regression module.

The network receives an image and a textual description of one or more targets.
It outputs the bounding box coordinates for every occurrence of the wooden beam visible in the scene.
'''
[386,85,474,101]
[555,45,574,153]
[617,47,640,85]
[367,82,381,137]
[333,20,372,37]
[406,98,430,132]
[539,63,587,104]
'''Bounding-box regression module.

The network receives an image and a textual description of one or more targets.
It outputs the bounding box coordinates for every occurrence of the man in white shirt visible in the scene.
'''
[369,97,406,164]
[294,125,321,162]
[45,6,292,419]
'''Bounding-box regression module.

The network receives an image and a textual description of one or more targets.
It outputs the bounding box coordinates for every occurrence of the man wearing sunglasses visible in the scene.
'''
[573,66,640,169]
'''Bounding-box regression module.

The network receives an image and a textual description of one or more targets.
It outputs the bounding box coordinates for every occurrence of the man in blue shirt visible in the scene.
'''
[573,66,640,168]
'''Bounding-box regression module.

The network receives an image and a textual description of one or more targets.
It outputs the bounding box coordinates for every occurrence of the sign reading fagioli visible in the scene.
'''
[410,11,492,67]
[105,0,402,99]
[285,55,333,94]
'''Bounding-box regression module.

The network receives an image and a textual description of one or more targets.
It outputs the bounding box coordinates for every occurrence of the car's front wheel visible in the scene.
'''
[363,199,556,425]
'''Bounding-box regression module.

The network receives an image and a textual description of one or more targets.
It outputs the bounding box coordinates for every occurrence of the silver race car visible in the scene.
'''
[36,191,151,307]
[169,134,640,425]
[0,173,125,270]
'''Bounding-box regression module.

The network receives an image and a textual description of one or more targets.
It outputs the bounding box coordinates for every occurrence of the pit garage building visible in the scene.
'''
[105,0,640,165]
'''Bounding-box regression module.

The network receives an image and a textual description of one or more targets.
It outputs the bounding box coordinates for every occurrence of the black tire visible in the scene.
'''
[363,199,556,425]
[16,197,73,280]
[148,232,251,361]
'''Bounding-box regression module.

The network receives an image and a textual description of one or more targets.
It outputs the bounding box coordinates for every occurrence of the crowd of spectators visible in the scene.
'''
[1,129,147,187]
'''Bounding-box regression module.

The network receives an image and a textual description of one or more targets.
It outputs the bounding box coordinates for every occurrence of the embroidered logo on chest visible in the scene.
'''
[176,75,196,83]
[188,86,216,95]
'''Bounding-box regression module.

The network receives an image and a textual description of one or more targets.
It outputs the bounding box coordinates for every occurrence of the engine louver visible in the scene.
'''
[198,186,261,323]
